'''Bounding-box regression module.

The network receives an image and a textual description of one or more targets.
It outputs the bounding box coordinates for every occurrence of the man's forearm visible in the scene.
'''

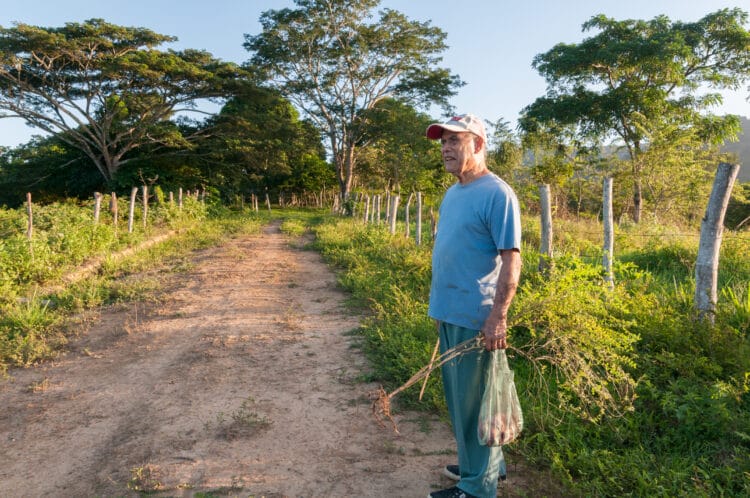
[482,249,521,349]
[489,249,521,321]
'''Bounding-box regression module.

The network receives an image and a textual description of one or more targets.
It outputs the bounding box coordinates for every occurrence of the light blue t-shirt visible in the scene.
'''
[428,173,522,330]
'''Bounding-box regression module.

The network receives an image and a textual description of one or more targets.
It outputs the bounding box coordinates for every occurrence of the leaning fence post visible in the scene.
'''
[142,185,149,229]
[695,162,741,322]
[128,187,138,233]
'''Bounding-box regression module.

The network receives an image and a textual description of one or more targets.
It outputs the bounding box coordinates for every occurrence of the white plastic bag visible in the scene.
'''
[477,349,523,446]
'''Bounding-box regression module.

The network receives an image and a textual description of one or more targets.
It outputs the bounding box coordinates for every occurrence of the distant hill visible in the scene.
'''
[722,115,750,182]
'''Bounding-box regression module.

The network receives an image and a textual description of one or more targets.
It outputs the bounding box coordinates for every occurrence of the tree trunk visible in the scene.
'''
[694,162,740,321]
[539,184,553,274]
[603,177,615,290]
[337,143,356,203]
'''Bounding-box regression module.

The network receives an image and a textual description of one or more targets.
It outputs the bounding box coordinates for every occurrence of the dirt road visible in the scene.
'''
[0,222,536,497]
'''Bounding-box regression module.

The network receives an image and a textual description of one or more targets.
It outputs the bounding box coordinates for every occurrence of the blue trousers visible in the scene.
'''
[439,321,506,498]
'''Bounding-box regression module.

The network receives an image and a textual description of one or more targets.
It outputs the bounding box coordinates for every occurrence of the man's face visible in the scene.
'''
[440,130,478,176]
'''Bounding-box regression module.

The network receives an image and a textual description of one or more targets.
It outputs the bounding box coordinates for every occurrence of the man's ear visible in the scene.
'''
[474,137,484,154]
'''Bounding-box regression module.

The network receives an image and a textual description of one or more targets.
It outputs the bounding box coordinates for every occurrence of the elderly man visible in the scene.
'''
[425,114,522,498]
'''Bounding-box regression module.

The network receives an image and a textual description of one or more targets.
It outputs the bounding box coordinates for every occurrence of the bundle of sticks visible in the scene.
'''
[370,334,484,433]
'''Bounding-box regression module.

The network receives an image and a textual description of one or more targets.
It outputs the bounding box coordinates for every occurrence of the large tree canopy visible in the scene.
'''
[244,0,462,200]
[520,8,750,222]
[0,19,246,183]
[196,83,331,200]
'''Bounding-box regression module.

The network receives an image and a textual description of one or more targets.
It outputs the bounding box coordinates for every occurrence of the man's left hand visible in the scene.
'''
[481,318,507,351]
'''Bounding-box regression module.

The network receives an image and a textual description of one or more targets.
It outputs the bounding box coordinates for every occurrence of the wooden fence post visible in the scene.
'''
[142,185,148,229]
[389,195,400,235]
[695,162,741,321]
[25,192,33,259]
[93,192,103,224]
[405,193,414,238]
[416,192,423,246]
[110,192,118,232]
[603,177,615,290]
[178,187,183,210]
[128,187,138,233]
[539,183,553,274]
[363,195,370,224]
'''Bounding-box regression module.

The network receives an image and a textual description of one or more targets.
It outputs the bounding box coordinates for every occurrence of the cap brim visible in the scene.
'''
[425,123,467,139]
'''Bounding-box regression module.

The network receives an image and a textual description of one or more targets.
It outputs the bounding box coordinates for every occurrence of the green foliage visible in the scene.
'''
[0,137,105,207]
[245,0,462,197]
[355,98,446,194]
[310,213,750,497]
[196,83,332,201]
[726,182,750,230]
[0,18,248,182]
[522,8,750,223]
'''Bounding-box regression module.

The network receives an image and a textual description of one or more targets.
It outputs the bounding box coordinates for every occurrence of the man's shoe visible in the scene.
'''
[443,464,507,482]
[427,486,478,498]
[443,465,461,480]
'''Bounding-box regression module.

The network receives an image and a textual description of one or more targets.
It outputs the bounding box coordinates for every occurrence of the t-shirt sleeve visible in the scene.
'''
[488,184,522,251]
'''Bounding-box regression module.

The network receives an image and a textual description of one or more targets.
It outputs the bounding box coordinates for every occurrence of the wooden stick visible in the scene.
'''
[372,334,483,432]
[419,337,440,400]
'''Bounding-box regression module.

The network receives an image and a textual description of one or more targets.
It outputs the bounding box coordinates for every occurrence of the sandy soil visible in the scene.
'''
[0,222,545,498]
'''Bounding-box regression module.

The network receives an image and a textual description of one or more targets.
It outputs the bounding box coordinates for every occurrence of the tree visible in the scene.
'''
[244,0,462,202]
[355,98,444,194]
[0,19,246,183]
[196,84,330,201]
[485,118,523,183]
[521,8,750,222]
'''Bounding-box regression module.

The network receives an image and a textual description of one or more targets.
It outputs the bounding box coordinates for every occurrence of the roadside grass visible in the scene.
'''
[0,204,268,373]
[301,212,750,498]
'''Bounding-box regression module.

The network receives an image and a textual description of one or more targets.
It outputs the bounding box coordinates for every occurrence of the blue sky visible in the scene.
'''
[1,0,749,148]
